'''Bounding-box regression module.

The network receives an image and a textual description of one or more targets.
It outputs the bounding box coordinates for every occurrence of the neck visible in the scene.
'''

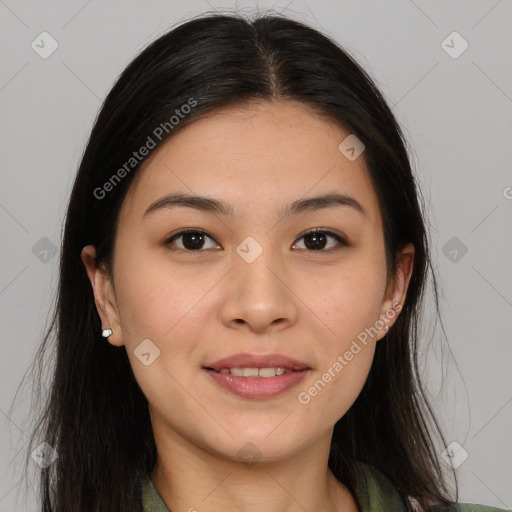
[149,420,359,512]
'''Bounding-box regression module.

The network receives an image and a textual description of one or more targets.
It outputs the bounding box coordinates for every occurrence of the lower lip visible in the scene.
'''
[203,368,309,399]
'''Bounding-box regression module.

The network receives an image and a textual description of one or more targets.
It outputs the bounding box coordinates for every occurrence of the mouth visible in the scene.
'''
[203,352,310,372]
[202,352,310,399]
[202,365,310,400]
[203,366,298,377]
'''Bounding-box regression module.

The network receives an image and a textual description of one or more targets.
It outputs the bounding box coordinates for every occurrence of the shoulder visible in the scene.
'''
[427,496,508,511]
[434,505,508,512]
[140,466,507,512]
[352,462,508,512]
[351,462,409,510]
[141,474,169,512]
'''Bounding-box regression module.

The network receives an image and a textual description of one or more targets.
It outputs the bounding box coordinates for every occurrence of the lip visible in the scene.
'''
[202,367,310,400]
[203,352,310,371]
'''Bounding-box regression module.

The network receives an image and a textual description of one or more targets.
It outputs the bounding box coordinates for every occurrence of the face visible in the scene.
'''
[82,100,413,463]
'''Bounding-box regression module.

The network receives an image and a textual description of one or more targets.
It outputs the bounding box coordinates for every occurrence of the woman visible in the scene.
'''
[20,11,506,512]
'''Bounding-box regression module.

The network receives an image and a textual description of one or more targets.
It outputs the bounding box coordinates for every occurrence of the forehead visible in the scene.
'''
[119,100,381,225]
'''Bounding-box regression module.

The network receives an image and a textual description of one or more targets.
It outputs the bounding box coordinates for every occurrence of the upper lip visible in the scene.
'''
[203,352,310,371]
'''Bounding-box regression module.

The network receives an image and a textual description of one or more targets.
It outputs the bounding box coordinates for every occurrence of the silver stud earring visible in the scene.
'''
[384,325,389,332]
[102,328,113,338]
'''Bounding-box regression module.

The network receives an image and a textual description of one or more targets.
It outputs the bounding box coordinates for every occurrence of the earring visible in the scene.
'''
[102,328,113,338]
[384,325,389,332]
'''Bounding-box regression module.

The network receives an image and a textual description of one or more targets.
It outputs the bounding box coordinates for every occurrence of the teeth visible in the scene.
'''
[216,367,289,377]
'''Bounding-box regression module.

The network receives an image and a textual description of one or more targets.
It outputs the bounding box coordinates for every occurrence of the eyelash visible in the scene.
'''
[164,228,349,255]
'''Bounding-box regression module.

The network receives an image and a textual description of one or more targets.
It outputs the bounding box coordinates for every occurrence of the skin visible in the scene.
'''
[82,100,414,512]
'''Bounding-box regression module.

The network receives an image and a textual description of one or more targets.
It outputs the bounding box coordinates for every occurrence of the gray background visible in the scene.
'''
[1,0,511,510]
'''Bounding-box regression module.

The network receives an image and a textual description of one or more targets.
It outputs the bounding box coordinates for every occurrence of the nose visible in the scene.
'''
[219,250,299,334]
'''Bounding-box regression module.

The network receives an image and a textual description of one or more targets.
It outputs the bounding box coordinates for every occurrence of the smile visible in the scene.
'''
[202,367,309,399]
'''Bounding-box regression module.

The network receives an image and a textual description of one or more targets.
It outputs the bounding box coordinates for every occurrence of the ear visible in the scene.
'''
[377,242,415,339]
[81,245,124,347]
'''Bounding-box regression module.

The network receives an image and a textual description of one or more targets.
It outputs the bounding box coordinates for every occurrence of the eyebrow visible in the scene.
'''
[142,191,367,220]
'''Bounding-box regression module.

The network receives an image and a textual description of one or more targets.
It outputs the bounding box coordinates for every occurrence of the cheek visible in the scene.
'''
[299,345,375,429]
[112,252,208,412]
[113,243,204,335]
[304,255,387,346]
[291,257,385,422]
[111,246,214,378]
[297,301,379,430]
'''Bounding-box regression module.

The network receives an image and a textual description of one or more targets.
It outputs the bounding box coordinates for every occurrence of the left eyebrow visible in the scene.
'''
[142,191,368,220]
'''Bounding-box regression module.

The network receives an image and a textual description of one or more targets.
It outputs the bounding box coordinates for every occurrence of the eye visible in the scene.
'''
[292,229,348,252]
[165,228,348,254]
[165,229,220,253]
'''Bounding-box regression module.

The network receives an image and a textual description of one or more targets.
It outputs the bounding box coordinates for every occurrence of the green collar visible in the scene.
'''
[141,462,408,511]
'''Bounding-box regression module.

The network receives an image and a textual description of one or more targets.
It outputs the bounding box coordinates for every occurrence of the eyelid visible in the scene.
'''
[164,228,349,253]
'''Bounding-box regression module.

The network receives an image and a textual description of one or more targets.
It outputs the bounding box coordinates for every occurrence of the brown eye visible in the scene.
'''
[165,229,220,253]
[292,229,348,252]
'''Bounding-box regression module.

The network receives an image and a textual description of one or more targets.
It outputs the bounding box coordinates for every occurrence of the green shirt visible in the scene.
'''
[141,462,507,511]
